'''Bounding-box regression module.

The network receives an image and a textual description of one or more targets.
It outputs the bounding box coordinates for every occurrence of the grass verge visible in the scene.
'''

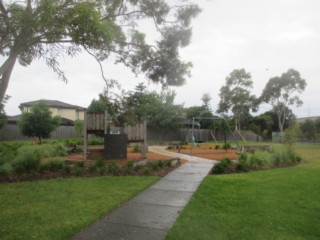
[166,144,320,240]
[0,176,159,240]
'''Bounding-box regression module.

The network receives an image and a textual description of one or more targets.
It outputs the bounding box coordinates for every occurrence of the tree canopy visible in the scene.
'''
[0,0,201,102]
[217,69,257,131]
[119,83,184,129]
[18,101,60,143]
[261,69,306,132]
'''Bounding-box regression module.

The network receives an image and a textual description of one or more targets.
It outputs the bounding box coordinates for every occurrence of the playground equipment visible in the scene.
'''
[83,112,147,160]
[178,117,241,153]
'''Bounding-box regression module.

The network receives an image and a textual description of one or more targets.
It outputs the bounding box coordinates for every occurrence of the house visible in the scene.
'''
[19,100,86,123]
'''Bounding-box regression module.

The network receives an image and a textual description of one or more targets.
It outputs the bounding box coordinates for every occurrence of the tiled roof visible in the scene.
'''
[19,100,86,110]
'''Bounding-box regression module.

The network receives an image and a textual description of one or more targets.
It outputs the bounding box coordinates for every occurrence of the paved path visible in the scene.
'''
[71,146,216,240]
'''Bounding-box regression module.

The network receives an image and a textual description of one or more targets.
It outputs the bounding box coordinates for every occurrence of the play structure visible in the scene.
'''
[83,112,147,160]
[178,117,241,152]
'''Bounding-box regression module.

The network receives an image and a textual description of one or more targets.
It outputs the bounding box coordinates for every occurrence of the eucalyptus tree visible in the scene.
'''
[261,69,306,132]
[0,0,201,102]
[217,69,258,131]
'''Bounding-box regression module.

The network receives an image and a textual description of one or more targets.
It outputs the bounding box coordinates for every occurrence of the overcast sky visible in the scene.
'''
[4,0,320,118]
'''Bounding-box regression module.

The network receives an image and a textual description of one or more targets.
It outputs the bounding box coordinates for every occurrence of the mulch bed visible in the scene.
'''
[0,150,183,184]
[168,148,239,161]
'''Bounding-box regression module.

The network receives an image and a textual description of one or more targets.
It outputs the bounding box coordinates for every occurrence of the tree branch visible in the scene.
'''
[84,47,110,92]
[0,55,16,102]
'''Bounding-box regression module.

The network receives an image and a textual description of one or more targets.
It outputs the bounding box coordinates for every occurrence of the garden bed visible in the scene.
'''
[0,144,184,183]
[168,146,239,161]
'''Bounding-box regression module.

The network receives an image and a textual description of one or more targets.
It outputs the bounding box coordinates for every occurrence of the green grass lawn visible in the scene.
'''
[0,176,159,240]
[166,144,320,240]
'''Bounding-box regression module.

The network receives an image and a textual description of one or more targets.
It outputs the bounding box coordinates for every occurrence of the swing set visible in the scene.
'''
[178,117,241,153]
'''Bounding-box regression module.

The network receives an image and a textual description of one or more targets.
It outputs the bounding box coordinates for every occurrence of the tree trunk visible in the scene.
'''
[0,54,17,102]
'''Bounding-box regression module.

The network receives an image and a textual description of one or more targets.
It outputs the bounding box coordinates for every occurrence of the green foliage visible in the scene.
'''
[132,143,141,153]
[95,158,105,168]
[261,69,306,132]
[0,0,201,102]
[0,163,13,176]
[300,118,319,140]
[40,159,66,172]
[13,149,42,173]
[74,120,84,137]
[87,99,106,113]
[107,163,120,176]
[212,158,232,174]
[217,69,258,130]
[18,101,60,143]
[88,138,104,145]
[124,161,134,175]
[222,142,230,150]
[119,83,184,128]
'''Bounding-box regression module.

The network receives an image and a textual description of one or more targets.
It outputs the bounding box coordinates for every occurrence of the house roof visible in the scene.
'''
[19,100,86,111]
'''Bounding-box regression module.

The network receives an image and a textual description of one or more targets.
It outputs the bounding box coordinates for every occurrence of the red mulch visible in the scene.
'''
[168,148,239,161]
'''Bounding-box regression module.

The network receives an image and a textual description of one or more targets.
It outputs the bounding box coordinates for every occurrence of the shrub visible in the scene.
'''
[62,165,72,175]
[88,164,97,173]
[75,161,85,168]
[248,151,274,170]
[40,159,66,172]
[212,158,233,174]
[73,166,84,176]
[222,142,230,150]
[108,163,120,175]
[236,152,249,172]
[124,161,134,175]
[0,163,13,176]
[150,161,162,171]
[13,148,42,173]
[95,158,105,168]
[132,143,141,153]
[52,144,68,157]
[142,168,151,175]
[88,139,103,145]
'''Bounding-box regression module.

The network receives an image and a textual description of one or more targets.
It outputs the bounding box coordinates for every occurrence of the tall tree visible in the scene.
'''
[18,101,60,144]
[217,69,257,131]
[201,93,212,110]
[300,119,316,141]
[120,83,184,129]
[0,0,201,102]
[261,69,306,132]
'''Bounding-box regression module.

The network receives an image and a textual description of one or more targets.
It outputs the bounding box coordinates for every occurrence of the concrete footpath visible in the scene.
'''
[71,146,216,240]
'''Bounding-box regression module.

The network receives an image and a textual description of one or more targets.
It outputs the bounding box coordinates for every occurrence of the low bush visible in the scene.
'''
[222,142,231,150]
[108,163,120,175]
[212,158,233,174]
[248,151,274,170]
[132,143,141,153]
[95,158,105,168]
[0,163,13,176]
[124,161,134,175]
[40,159,66,172]
[13,148,42,173]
